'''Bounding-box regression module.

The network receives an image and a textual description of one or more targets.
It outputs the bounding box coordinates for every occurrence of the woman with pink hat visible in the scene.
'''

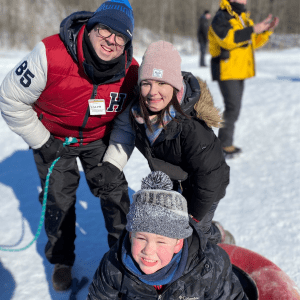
[88,40,233,245]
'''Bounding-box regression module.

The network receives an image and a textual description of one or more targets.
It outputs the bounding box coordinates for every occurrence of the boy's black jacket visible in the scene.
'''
[86,219,248,300]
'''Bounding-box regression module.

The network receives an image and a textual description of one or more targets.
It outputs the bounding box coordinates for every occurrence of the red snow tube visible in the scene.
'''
[219,244,300,300]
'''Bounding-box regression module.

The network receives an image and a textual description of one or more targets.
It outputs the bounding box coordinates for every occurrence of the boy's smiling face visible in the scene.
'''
[130,232,184,274]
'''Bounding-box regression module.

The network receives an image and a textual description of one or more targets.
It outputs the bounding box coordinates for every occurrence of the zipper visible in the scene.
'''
[238,15,246,28]
[91,84,98,98]
[79,84,98,145]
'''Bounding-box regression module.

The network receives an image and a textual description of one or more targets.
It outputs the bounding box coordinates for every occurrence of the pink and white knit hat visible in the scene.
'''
[138,40,183,91]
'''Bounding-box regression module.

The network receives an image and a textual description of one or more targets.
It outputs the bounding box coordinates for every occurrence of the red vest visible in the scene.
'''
[34,26,138,146]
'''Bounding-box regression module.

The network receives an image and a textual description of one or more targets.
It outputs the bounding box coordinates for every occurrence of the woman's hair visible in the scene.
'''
[139,87,190,132]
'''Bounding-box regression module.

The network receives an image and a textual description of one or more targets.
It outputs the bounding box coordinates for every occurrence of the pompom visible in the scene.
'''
[141,171,173,190]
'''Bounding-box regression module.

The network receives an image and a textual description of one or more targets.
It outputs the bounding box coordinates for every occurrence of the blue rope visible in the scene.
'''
[0,137,78,252]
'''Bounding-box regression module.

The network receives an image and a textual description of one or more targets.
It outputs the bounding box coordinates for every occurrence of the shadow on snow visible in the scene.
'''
[0,149,135,299]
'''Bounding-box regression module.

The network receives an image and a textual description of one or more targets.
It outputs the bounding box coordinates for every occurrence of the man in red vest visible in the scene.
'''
[0,0,138,291]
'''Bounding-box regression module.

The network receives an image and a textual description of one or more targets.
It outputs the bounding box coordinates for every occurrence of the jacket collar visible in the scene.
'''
[179,72,201,115]
[189,217,208,253]
[181,218,209,274]
[220,0,250,21]
[220,0,237,17]
[59,11,93,63]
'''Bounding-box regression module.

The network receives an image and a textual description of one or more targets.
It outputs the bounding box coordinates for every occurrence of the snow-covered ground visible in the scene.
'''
[0,47,299,299]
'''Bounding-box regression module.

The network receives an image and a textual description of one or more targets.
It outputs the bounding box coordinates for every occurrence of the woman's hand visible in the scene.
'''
[86,162,121,187]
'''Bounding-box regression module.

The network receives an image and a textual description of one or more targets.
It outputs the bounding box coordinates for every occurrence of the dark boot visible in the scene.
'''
[52,264,72,291]
[212,221,236,245]
[223,146,242,159]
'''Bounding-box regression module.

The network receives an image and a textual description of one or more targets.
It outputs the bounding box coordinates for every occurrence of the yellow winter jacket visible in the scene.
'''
[208,0,273,81]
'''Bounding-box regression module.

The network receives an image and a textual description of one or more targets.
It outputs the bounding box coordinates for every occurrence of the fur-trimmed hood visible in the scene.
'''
[181,72,222,128]
[194,77,223,128]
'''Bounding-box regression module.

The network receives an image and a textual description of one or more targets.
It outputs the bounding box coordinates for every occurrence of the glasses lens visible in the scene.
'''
[97,25,111,38]
[97,24,128,47]
[115,34,127,46]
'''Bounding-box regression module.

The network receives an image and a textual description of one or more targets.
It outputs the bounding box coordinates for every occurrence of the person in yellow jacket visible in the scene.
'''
[208,0,279,158]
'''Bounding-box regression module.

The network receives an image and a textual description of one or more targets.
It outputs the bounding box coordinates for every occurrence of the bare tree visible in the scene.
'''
[210,0,220,15]
[169,0,175,43]
[190,0,197,53]
[0,0,298,50]
[160,0,167,40]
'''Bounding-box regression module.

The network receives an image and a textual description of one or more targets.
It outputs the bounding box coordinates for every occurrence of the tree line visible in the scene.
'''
[0,0,298,50]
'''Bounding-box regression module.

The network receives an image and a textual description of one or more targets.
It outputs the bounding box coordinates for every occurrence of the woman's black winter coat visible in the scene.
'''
[132,72,230,221]
[86,220,248,300]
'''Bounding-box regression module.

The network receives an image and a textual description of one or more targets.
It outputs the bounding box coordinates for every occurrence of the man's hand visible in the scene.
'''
[268,16,279,31]
[38,135,69,164]
[254,14,279,34]
[87,162,121,187]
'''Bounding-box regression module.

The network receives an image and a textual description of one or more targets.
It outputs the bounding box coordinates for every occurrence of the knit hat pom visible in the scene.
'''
[141,171,173,191]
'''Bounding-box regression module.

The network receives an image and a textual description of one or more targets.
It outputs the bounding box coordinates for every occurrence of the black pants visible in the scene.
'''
[187,162,229,244]
[195,200,222,244]
[199,42,207,66]
[33,139,130,266]
[218,80,245,147]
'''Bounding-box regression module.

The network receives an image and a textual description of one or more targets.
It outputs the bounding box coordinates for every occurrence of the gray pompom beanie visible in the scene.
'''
[126,171,193,239]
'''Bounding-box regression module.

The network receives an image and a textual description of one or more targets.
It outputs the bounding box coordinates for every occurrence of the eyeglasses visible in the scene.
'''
[94,24,129,48]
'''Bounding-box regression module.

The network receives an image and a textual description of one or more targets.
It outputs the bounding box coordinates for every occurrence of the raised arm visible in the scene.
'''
[210,13,253,50]
[252,15,279,49]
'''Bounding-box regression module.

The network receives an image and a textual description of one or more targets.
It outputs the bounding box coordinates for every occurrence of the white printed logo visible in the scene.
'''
[152,68,163,78]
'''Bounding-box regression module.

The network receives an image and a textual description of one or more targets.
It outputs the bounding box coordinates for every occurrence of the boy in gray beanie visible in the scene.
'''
[86,171,248,300]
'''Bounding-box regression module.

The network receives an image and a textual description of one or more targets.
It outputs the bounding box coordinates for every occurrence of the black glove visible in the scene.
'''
[38,135,69,164]
[87,161,121,187]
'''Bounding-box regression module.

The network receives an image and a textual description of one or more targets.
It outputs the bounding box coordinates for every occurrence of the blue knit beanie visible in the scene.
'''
[86,0,134,43]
